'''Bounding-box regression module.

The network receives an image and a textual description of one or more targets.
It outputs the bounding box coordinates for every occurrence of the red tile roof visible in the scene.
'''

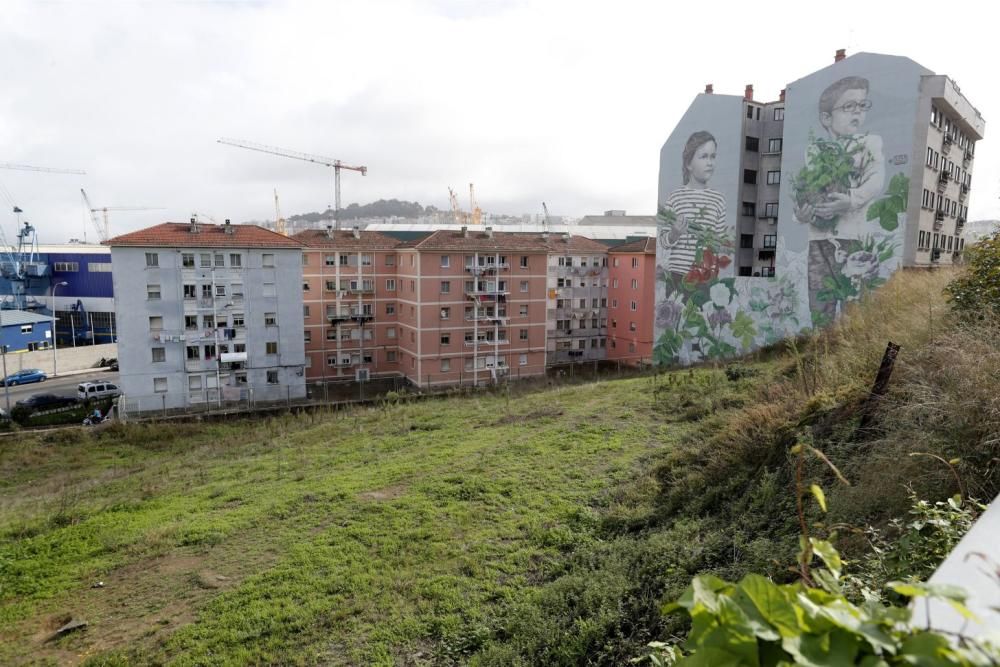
[107,222,303,248]
[293,228,401,250]
[412,229,609,253]
[609,237,657,254]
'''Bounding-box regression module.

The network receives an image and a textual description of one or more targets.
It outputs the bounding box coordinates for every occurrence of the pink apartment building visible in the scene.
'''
[394,228,551,387]
[607,237,656,366]
[296,227,401,381]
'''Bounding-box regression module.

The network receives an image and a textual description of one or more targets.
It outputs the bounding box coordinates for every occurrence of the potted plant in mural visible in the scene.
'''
[792,131,877,233]
[866,173,910,231]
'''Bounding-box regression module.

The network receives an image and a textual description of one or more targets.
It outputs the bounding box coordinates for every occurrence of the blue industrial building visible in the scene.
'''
[0,310,54,353]
[0,244,116,346]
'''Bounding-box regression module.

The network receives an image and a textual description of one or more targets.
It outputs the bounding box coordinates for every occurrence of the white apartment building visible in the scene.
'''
[544,234,610,364]
[109,220,306,411]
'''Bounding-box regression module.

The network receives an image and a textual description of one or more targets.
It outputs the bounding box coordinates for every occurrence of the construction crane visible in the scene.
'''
[273,188,287,235]
[542,202,551,232]
[217,138,366,231]
[80,189,164,243]
[469,183,482,226]
[448,187,466,225]
[1,162,86,175]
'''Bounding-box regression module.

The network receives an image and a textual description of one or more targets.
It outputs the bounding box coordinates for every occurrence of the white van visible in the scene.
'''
[77,381,121,401]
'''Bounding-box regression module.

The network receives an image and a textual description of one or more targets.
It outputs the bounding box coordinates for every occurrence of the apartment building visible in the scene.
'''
[607,238,656,365]
[109,221,306,410]
[654,50,986,365]
[295,226,401,381]
[394,227,550,387]
[545,234,610,364]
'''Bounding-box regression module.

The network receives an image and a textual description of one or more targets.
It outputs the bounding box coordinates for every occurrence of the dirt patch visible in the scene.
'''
[358,485,407,502]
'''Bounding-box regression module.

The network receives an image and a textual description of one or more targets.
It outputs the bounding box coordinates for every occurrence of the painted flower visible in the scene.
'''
[655,298,683,330]
[709,282,732,308]
[707,308,732,329]
[842,250,880,281]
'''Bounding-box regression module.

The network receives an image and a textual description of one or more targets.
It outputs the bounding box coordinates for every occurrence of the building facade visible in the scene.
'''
[653,50,986,365]
[296,227,401,381]
[545,234,610,364]
[109,221,306,410]
[0,310,54,354]
[607,238,656,365]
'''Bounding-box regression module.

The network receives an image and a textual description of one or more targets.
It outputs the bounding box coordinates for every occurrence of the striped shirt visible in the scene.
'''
[658,187,728,275]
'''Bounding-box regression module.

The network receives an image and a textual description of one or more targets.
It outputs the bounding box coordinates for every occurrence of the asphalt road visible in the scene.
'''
[0,370,120,408]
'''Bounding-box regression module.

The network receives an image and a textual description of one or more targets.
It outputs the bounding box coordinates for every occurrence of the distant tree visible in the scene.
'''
[945,231,1000,317]
[286,199,427,223]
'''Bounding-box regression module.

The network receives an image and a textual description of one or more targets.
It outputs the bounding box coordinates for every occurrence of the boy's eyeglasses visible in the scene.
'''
[833,100,873,113]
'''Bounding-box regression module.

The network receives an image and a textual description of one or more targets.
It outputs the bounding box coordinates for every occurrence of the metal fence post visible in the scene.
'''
[286,385,291,407]
[162,394,166,417]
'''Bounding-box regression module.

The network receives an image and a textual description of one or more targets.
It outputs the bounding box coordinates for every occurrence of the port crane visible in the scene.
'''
[469,183,482,226]
[80,189,163,243]
[217,138,366,230]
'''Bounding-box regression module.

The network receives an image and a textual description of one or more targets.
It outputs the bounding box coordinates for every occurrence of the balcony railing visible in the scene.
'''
[465,263,509,273]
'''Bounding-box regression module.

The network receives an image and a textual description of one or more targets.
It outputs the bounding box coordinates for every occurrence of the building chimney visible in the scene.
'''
[485,226,494,239]
[224,218,234,234]
[561,232,570,241]
[744,84,754,101]
[541,231,549,240]
[779,88,786,102]
[352,225,361,239]
[461,225,469,238]
[325,224,333,238]
[835,48,846,63]
[704,83,714,94]
[189,217,199,233]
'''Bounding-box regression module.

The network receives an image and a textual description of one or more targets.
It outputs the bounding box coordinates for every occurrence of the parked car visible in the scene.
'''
[77,381,121,401]
[2,369,47,386]
[15,394,78,410]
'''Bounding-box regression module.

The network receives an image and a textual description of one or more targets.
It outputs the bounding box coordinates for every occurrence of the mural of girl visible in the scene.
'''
[655,131,736,363]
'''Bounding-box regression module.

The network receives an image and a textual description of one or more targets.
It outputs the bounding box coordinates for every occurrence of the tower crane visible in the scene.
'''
[447,187,466,225]
[274,188,287,235]
[80,189,164,243]
[469,183,482,226]
[217,138,366,231]
[542,202,551,232]
[1,162,86,175]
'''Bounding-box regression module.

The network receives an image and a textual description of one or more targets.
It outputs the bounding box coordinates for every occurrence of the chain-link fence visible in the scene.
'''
[118,359,659,422]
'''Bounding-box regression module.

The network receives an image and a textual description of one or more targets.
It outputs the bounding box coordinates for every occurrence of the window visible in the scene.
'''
[149,316,163,331]
[764,202,779,218]
[440,307,450,320]
[440,281,450,293]
[186,345,199,360]
[203,344,216,360]
[303,329,312,343]
[154,377,167,393]
[773,107,784,121]
[520,280,529,292]
[519,304,528,317]
[519,329,528,340]
[232,283,244,300]
[766,170,781,185]
[579,299,586,308]
[266,370,279,384]
[232,313,244,327]
[201,284,212,299]
[743,169,757,185]
[302,282,310,292]
[228,253,242,268]
[264,312,277,326]
[145,252,159,267]
[439,358,451,372]
[386,279,396,291]
[768,138,782,153]
[203,314,215,329]
[265,341,278,355]
[184,315,198,329]
[516,255,528,269]
[744,136,759,152]
[200,253,211,268]
[214,253,225,268]
[384,350,397,362]
[262,253,275,268]
[188,375,202,392]
[611,278,619,289]
[181,253,195,268]
[216,285,226,297]
[629,321,637,331]
[440,333,450,346]
[630,301,637,311]
[440,255,450,268]
[53,262,79,272]
[746,105,754,119]
[361,254,373,266]
[303,305,310,317]
[742,202,756,217]
[631,279,639,289]
[263,282,275,297]
[612,299,618,309]
[147,284,161,300]
[631,257,639,268]
[339,253,350,266]
[740,234,754,249]
[18,323,32,334]
[385,303,396,315]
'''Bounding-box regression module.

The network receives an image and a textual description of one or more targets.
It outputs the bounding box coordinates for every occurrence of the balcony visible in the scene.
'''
[956,216,966,230]
[185,358,219,372]
[937,172,949,189]
[465,262,509,273]
[465,286,509,298]
[464,338,510,347]
[942,135,953,152]
[328,313,373,325]
[963,150,973,165]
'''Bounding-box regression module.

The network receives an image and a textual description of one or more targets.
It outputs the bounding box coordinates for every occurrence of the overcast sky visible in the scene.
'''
[0,0,996,243]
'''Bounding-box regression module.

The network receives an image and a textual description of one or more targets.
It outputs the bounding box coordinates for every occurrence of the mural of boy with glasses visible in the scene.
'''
[792,75,893,326]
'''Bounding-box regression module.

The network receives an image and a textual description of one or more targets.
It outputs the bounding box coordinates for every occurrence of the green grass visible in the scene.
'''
[0,371,754,665]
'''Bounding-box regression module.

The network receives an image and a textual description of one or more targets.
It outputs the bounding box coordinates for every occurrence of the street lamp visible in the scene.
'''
[51,282,68,377]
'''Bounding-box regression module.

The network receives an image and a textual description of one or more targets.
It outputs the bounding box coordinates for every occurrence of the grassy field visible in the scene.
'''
[0,370,755,665]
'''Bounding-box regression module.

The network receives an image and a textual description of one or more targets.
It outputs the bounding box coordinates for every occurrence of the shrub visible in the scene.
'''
[945,231,1000,317]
